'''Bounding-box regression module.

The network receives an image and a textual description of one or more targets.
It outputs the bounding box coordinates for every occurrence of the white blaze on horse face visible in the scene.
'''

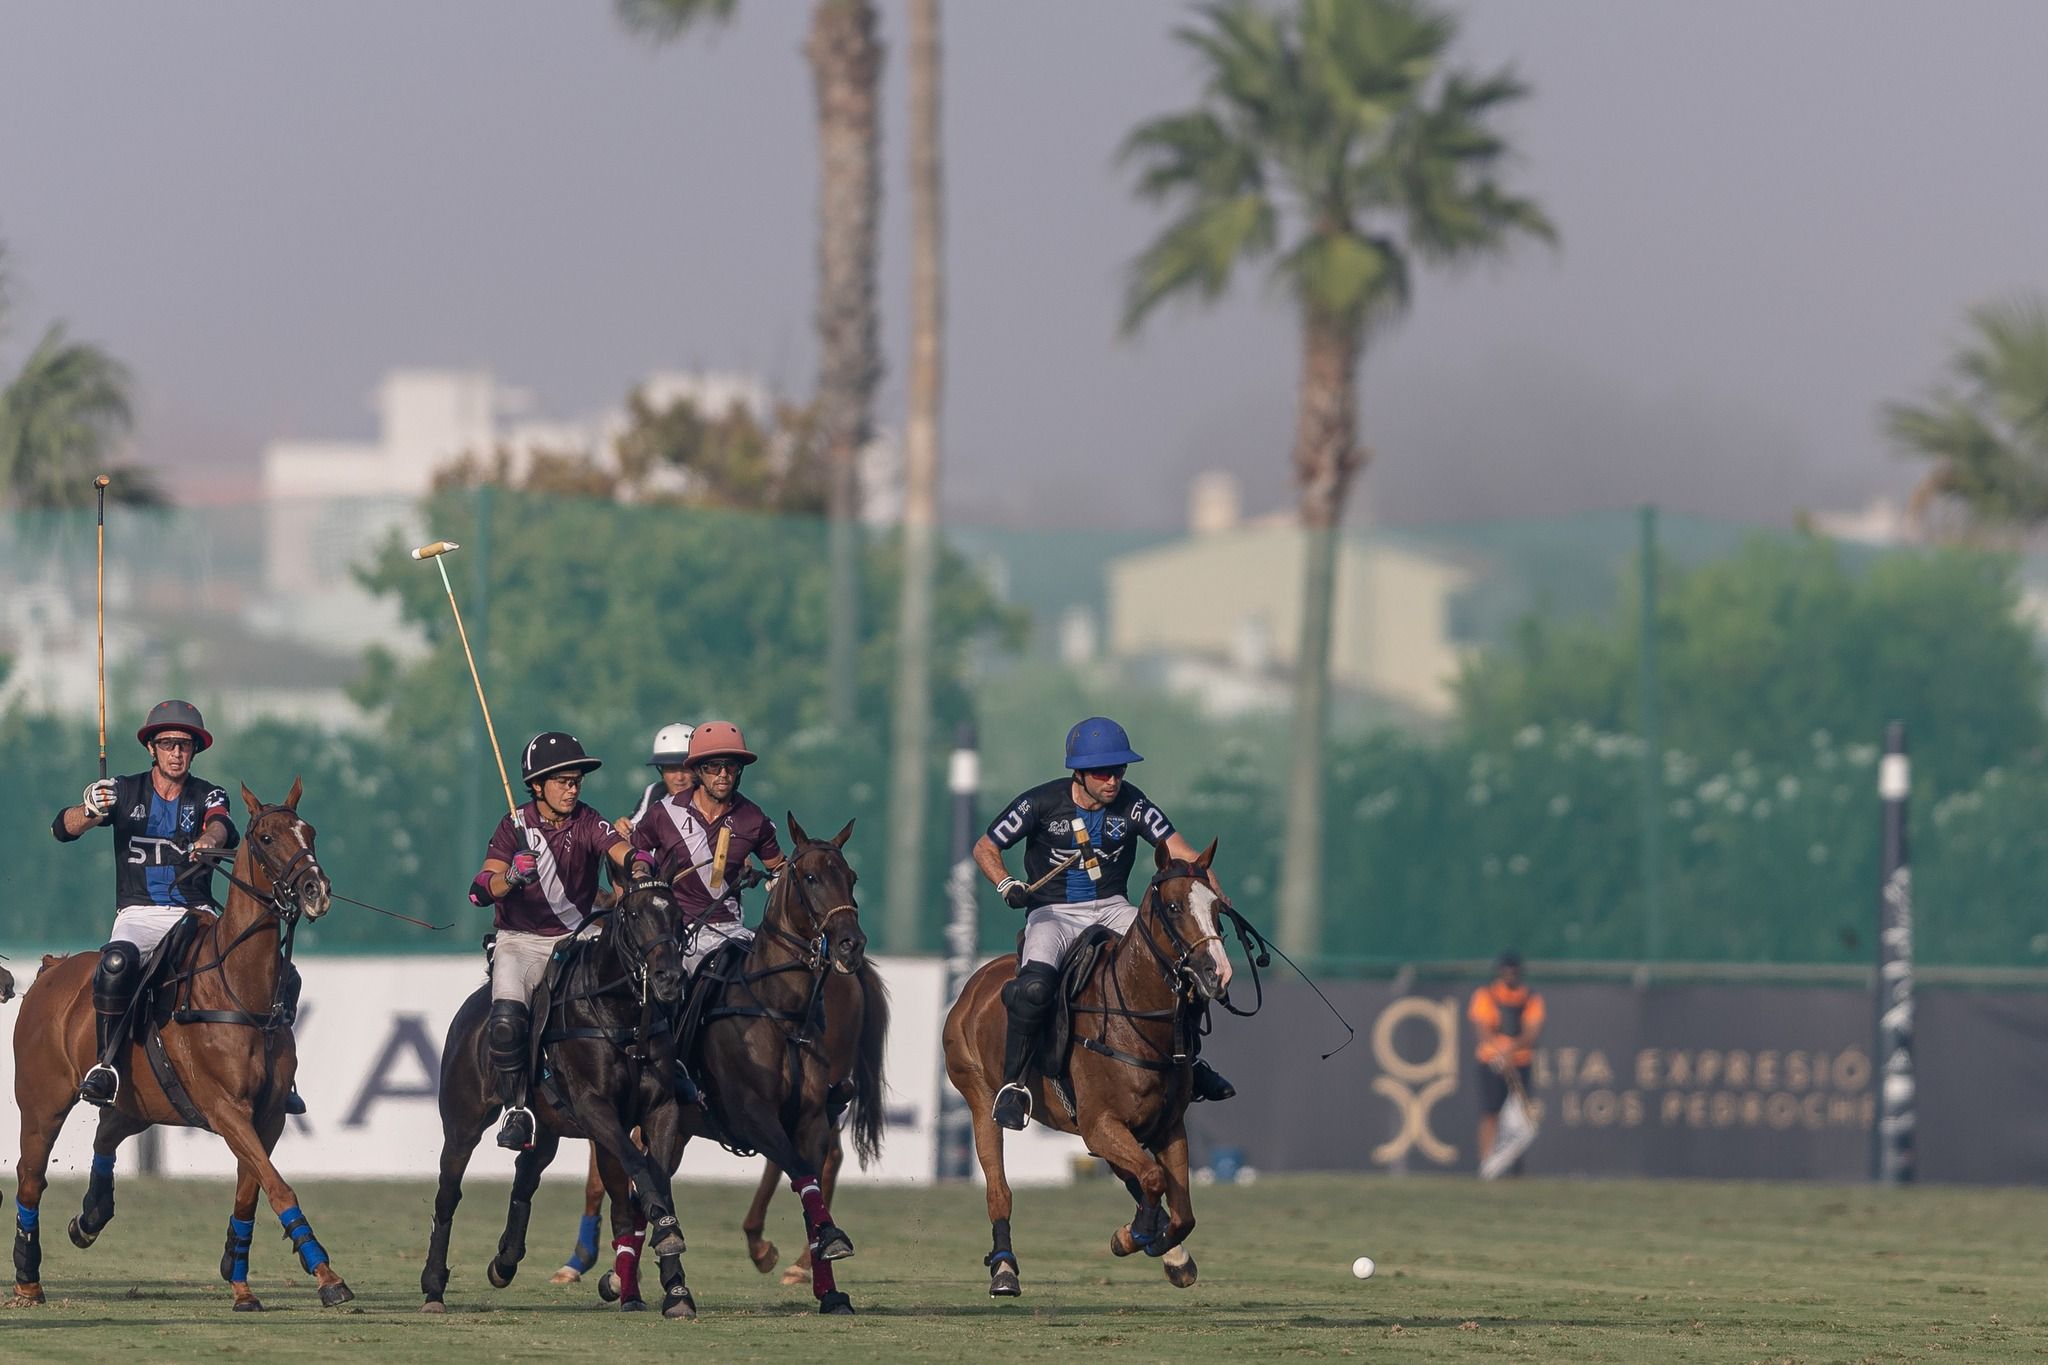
[1188,883,1232,987]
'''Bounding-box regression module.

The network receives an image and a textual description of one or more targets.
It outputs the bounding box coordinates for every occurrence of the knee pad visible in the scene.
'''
[486,1000,531,1067]
[1002,964,1059,1019]
[91,943,140,1013]
[278,959,303,1018]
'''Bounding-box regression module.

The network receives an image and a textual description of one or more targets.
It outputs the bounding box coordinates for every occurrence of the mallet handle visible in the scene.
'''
[431,553,517,818]
[95,474,109,780]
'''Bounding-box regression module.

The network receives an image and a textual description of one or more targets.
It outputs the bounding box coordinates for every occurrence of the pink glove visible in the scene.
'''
[505,851,539,889]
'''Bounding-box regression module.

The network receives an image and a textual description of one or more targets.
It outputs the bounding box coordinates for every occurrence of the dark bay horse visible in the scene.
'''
[591,815,886,1315]
[943,841,1228,1298]
[420,874,697,1317]
[11,780,349,1311]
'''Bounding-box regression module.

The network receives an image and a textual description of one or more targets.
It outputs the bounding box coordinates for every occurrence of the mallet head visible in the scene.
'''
[93,474,111,489]
[411,540,462,561]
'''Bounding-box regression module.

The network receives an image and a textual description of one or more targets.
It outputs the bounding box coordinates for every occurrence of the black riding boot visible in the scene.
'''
[1189,1059,1236,1102]
[992,963,1059,1131]
[79,942,141,1107]
[488,1000,535,1150]
[278,961,308,1116]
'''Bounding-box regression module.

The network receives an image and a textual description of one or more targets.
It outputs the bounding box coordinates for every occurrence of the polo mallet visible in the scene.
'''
[94,474,110,781]
[411,540,518,820]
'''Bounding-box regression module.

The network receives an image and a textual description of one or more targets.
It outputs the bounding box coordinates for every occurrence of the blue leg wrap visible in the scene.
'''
[568,1212,601,1273]
[90,1152,117,1177]
[277,1204,330,1273]
[15,1199,38,1233]
[227,1215,254,1282]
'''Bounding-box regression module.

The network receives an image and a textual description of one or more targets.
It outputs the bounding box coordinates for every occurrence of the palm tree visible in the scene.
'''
[884,0,943,951]
[0,245,160,511]
[1122,0,1552,958]
[616,0,882,733]
[1887,297,2048,534]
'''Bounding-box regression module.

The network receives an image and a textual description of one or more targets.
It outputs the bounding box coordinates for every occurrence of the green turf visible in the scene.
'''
[5,1172,2043,1362]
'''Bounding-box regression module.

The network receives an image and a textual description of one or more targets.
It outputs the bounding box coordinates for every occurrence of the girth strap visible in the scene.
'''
[143,1024,214,1130]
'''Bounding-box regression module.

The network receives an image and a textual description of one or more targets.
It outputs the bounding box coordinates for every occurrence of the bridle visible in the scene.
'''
[168,802,328,1031]
[1127,860,1226,998]
[758,845,860,974]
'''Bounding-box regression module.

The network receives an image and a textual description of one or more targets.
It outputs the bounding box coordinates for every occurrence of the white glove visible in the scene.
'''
[82,779,117,821]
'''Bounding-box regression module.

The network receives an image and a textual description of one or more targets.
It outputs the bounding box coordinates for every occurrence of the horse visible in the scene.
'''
[419,871,697,1317]
[552,1145,845,1290]
[943,840,1229,1297]
[11,779,349,1311]
[589,814,886,1315]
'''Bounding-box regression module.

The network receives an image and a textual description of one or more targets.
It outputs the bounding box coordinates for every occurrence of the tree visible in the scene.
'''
[1887,296,2048,534]
[884,0,945,947]
[615,0,883,732]
[1120,0,1552,955]
[0,243,161,511]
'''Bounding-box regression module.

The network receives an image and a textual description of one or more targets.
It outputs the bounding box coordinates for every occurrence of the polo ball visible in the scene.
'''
[1351,1256,1376,1280]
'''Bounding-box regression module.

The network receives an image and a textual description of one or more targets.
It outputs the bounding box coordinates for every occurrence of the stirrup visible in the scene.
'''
[496,1106,536,1150]
[283,1086,308,1117]
[78,1063,120,1107]
[992,1083,1032,1131]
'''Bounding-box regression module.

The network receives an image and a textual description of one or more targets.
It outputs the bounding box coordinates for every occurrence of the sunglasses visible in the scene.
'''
[152,738,196,754]
[696,760,743,776]
[1080,765,1128,780]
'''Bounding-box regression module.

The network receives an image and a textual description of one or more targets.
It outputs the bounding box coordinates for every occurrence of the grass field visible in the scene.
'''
[5,1171,2044,1363]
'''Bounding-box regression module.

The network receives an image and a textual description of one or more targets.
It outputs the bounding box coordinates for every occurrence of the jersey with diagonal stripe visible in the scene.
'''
[485,800,621,936]
[984,778,1175,908]
[630,793,782,925]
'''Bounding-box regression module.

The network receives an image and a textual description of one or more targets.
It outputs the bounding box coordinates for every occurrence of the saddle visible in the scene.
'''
[1035,926,1120,1118]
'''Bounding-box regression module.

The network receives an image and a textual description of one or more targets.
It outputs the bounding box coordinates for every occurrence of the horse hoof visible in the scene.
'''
[232,1296,265,1313]
[818,1290,855,1315]
[319,1280,355,1308]
[421,1300,447,1315]
[67,1217,98,1250]
[780,1263,808,1287]
[619,1298,647,1313]
[648,1223,685,1260]
[662,1288,698,1320]
[487,1259,516,1289]
[749,1240,780,1274]
[812,1224,854,1261]
[1111,1228,1137,1257]
[10,1285,47,1308]
[1164,1251,1198,1288]
[550,1265,583,1284]
[989,1265,1022,1298]
[597,1271,620,1303]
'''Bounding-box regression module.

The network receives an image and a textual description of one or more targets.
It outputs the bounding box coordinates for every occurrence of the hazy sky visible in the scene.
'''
[3,1,2043,529]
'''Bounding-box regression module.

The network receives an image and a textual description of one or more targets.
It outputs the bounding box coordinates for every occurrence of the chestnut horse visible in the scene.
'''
[11,780,350,1311]
[587,815,886,1315]
[943,841,1228,1298]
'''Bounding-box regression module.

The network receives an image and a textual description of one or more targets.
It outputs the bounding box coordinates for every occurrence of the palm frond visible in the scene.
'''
[614,0,739,46]
[1122,194,1277,333]
[1956,298,2048,440]
[0,324,138,511]
[1276,228,1409,330]
[1119,110,1263,203]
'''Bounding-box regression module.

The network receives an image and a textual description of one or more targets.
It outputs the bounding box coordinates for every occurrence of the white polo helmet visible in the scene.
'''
[648,723,694,767]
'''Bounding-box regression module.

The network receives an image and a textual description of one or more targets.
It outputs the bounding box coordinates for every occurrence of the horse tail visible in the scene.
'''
[850,962,890,1168]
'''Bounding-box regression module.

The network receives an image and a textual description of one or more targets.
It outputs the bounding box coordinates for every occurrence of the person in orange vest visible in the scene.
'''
[1468,950,1544,1170]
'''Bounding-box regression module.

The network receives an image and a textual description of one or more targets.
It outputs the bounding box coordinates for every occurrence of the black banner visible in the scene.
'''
[1187,980,2048,1183]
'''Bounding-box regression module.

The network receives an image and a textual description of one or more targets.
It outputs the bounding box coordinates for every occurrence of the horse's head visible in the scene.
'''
[611,874,687,1007]
[238,778,331,921]
[1148,839,1229,1002]
[772,813,865,975]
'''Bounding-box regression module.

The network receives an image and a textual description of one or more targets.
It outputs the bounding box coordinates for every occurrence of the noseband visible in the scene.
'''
[1134,861,1223,994]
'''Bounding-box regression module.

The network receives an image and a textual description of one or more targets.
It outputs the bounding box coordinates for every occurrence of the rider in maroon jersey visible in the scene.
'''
[468,731,656,1150]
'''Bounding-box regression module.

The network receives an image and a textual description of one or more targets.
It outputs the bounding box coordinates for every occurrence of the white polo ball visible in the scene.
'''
[1351,1256,1376,1280]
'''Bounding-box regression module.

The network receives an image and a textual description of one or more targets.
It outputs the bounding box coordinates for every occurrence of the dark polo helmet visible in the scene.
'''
[521,731,602,787]
[137,699,214,753]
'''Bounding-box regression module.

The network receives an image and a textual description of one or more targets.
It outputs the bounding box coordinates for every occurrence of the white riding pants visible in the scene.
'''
[1019,895,1138,969]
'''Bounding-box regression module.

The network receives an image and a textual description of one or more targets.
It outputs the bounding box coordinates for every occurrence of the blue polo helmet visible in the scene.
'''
[1064,716,1143,771]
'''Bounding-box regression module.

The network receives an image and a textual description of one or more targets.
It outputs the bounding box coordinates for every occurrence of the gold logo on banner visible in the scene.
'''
[1369,996,1459,1166]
